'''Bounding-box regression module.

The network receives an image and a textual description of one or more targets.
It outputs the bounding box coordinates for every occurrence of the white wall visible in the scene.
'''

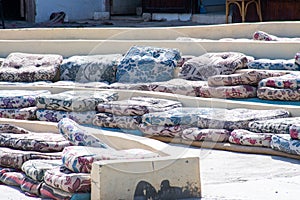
[35,0,106,23]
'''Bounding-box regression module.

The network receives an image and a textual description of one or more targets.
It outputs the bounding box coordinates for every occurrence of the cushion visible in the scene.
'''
[40,183,73,200]
[58,118,111,149]
[0,147,61,169]
[0,52,63,82]
[257,87,300,101]
[182,128,230,142]
[0,90,50,109]
[36,90,118,112]
[229,129,272,147]
[199,85,257,98]
[0,107,37,120]
[36,109,96,124]
[21,159,62,181]
[208,70,285,87]
[116,46,181,83]
[20,176,42,197]
[147,78,207,97]
[248,117,300,134]
[44,166,91,193]
[0,123,30,134]
[62,146,159,173]
[253,30,279,41]
[60,54,123,83]
[92,113,142,129]
[271,134,300,155]
[247,59,298,70]
[295,52,300,68]
[0,170,26,186]
[0,132,70,152]
[259,73,300,89]
[96,96,182,116]
[178,52,252,81]
[138,124,186,137]
[289,124,300,139]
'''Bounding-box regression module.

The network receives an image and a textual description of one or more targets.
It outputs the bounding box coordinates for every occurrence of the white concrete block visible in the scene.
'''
[93,12,110,20]
[152,13,179,21]
[179,14,192,22]
[91,156,201,200]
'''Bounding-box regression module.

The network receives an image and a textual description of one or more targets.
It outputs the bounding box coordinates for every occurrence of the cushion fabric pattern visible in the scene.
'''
[116,46,181,83]
[258,73,300,89]
[138,124,186,137]
[289,124,300,140]
[257,87,300,101]
[247,59,297,70]
[178,52,252,81]
[0,107,37,120]
[0,52,63,82]
[252,30,279,41]
[39,183,73,200]
[229,129,272,147]
[36,90,118,112]
[0,123,30,134]
[60,54,123,83]
[199,85,257,98]
[182,128,230,142]
[96,96,182,116]
[271,134,300,155]
[92,113,142,129]
[0,170,26,186]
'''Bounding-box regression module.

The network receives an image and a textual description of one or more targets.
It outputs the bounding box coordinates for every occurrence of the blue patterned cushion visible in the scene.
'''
[247,59,298,70]
[271,134,300,155]
[116,46,181,83]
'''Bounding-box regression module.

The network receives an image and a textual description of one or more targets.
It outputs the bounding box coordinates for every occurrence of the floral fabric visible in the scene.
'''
[252,30,279,41]
[0,107,37,120]
[21,159,62,181]
[40,183,73,200]
[97,96,182,116]
[116,46,181,83]
[36,90,118,112]
[0,147,61,169]
[258,73,300,89]
[62,146,159,173]
[0,170,26,186]
[0,132,71,152]
[44,166,91,193]
[229,129,272,147]
[257,87,300,101]
[0,52,63,82]
[57,118,111,149]
[208,70,285,86]
[92,113,142,129]
[248,117,300,134]
[271,134,300,155]
[182,128,230,142]
[138,124,187,137]
[247,59,298,70]
[199,85,257,98]
[289,124,300,139]
[0,123,30,134]
[20,176,42,196]
[36,109,96,124]
[178,52,252,81]
[60,54,123,84]
[0,90,50,109]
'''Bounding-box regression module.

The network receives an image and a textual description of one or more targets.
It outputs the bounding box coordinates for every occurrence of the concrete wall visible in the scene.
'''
[35,0,106,23]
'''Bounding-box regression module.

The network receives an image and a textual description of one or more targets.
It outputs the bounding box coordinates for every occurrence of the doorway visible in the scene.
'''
[110,0,142,15]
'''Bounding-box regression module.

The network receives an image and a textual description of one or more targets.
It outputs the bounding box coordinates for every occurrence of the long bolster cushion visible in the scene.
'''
[271,134,300,155]
[138,124,187,137]
[0,106,37,120]
[247,59,297,71]
[248,117,300,134]
[182,128,230,142]
[199,85,257,99]
[229,129,273,147]
[36,90,118,112]
[258,73,300,89]
[96,96,182,116]
[0,90,50,109]
[62,146,159,173]
[257,87,300,101]
[0,52,63,82]
[208,70,285,87]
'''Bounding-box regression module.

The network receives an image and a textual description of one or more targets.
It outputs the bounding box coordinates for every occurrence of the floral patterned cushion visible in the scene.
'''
[36,90,118,112]
[60,54,123,84]
[40,183,73,200]
[289,124,300,139]
[199,85,257,98]
[92,113,142,129]
[147,78,207,97]
[0,52,63,82]
[138,124,187,137]
[257,87,300,101]
[62,146,159,173]
[0,123,30,134]
[20,176,42,196]
[258,73,300,89]
[0,170,26,186]
[252,30,279,41]
[248,117,300,134]
[21,159,62,181]
[0,107,37,120]
[0,132,71,152]
[97,96,182,116]
[44,166,91,193]
[58,118,111,149]
[208,70,285,87]
[182,128,230,142]
[247,59,297,70]
[36,109,96,124]
[0,147,61,169]
[271,134,300,155]
[116,46,181,83]
[0,90,50,109]
[178,52,252,81]
[229,129,272,147]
